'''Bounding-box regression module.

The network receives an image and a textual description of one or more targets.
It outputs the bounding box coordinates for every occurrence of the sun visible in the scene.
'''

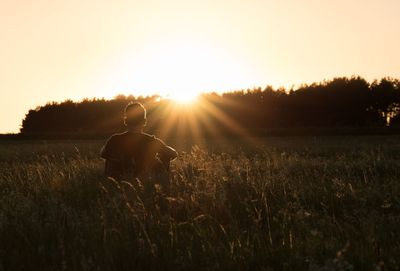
[166,90,200,104]
[99,38,261,100]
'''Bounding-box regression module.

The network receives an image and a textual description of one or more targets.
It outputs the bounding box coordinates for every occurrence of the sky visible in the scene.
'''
[1,0,400,133]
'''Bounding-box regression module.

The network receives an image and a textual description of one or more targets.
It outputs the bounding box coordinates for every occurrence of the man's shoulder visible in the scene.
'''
[101,132,127,159]
[107,131,129,141]
[141,132,165,144]
[140,132,156,139]
[105,131,165,148]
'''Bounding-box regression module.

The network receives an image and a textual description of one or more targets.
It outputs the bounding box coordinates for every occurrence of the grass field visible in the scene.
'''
[0,136,399,270]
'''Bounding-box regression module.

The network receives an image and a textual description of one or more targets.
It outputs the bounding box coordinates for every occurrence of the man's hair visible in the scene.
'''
[124,102,147,127]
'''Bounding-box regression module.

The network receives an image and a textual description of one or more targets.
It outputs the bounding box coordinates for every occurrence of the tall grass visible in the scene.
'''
[0,137,399,270]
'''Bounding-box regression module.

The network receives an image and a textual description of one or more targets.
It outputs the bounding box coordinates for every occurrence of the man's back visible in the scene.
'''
[101,131,176,180]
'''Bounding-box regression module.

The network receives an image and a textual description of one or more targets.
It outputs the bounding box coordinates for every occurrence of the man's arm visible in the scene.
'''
[100,135,114,160]
[157,145,177,171]
[152,136,178,169]
[100,136,123,179]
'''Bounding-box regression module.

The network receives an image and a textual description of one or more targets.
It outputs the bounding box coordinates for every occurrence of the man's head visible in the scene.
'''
[124,102,147,129]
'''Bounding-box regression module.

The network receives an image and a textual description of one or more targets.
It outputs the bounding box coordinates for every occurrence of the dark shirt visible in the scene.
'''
[101,131,177,179]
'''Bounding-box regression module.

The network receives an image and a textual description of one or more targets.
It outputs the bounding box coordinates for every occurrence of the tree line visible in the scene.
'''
[20,76,400,137]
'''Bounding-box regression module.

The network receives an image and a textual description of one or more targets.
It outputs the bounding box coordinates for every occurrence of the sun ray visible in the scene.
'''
[197,99,247,136]
[194,103,223,139]
[153,101,177,140]
[185,107,204,147]
[142,94,263,151]
[196,115,222,145]
[196,97,263,147]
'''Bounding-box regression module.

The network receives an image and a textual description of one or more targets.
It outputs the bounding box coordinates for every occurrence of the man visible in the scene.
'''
[100,102,177,187]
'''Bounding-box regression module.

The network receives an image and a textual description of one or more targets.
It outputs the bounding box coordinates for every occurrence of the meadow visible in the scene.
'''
[0,136,399,270]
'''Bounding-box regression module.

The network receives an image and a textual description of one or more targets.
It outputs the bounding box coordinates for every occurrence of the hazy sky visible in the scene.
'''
[1,0,400,133]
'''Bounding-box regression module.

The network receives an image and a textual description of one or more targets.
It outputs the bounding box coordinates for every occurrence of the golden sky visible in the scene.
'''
[1,0,400,133]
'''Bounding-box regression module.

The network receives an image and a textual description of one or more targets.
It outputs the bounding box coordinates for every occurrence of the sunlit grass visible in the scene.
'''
[0,137,399,270]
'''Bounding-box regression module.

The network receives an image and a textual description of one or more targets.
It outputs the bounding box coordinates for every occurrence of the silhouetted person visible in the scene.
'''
[101,102,177,191]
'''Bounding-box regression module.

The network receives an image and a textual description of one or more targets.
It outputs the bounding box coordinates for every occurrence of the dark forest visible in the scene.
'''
[20,76,400,138]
